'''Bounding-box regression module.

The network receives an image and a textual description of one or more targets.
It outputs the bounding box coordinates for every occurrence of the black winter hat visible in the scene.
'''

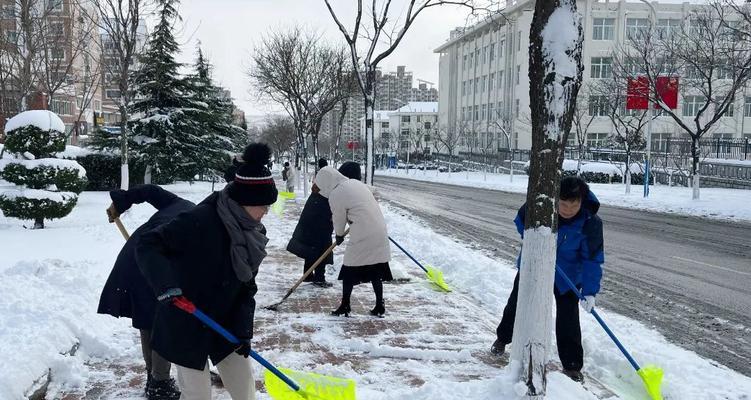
[338,161,362,181]
[228,143,278,206]
[318,158,328,169]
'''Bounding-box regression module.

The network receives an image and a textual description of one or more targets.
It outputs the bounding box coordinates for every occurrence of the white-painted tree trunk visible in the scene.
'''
[625,169,631,194]
[512,228,557,396]
[144,166,152,185]
[692,173,700,200]
[365,93,375,186]
[120,163,129,190]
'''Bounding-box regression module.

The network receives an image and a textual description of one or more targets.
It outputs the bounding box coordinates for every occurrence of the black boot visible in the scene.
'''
[331,303,351,317]
[369,302,385,317]
[562,369,585,383]
[490,339,507,356]
[146,377,180,400]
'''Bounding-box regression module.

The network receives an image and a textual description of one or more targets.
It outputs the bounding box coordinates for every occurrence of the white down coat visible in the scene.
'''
[315,167,391,266]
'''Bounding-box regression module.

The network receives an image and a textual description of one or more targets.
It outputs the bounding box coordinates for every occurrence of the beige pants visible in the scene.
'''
[176,352,255,400]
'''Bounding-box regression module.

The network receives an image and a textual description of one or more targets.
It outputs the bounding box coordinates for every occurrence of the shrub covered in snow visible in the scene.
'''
[0,110,87,228]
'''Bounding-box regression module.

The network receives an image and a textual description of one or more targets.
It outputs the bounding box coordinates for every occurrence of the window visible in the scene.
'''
[488,102,495,120]
[497,102,504,118]
[587,132,608,148]
[624,57,645,76]
[424,122,432,130]
[106,89,121,99]
[683,95,705,117]
[590,57,612,79]
[475,49,480,62]
[461,107,466,120]
[489,43,495,61]
[686,65,701,80]
[488,72,495,91]
[744,97,751,117]
[720,97,734,117]
[474,78,479,93]
[381,122,389,129]
[481,104,487,120]
[517,31,521,51]
[47,0,63,11]
[515,99,520,117]
[5,31,18,43]
[50,99,72,115]
[516,65,520,85]
[626,18,649,40]
[499,40,505,59]
[482,75,487,92]
[462,81,466,96]
[498,71,504,89]
[469,53,474,68]
[592,18,615,40]
[51,48,65,60]
[401,116,410,123]
[588,95,608,116]
[50,22,64,37]
[94,100,102,112]
[482,46,487,64]
[1,4,15,18]
[474,105,479,120]
[717,62,733,80]
[656,19,681,39]
[463,55,467,70]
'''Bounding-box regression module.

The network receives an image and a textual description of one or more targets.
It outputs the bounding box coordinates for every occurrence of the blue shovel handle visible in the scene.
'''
[388,236,428,273]
[554,266,642,372]
[172,297,301,392]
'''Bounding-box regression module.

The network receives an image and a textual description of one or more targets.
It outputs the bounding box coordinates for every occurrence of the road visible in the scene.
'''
[376,175,751,376]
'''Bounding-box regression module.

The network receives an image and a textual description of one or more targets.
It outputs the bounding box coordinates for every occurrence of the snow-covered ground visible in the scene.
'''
[1,181,750,399]
[376,168,751,222]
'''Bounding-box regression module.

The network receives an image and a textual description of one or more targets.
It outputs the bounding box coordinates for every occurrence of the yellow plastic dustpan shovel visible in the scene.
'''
[388,236,451,292]
[425,264,451,292]
[265,367,356,400]
[556,266,664,400]
[279,191,296,200]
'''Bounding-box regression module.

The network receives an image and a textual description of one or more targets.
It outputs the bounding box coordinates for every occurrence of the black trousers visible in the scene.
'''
[303,258,326,282]
[495,272,584,371]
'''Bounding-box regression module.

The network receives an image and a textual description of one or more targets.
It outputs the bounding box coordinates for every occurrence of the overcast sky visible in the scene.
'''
[171,0,475,118]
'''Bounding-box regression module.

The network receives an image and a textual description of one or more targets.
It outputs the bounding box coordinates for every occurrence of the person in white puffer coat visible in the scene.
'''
[314,166,392,317]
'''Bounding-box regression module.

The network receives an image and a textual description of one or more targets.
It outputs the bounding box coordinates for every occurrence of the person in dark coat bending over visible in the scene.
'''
[491,176,604,383]
[98,184,194,399]
[136,143,277,400]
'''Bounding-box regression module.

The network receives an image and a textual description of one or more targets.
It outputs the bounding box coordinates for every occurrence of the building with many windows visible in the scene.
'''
[435,0,751,155]
[359,102,438,159]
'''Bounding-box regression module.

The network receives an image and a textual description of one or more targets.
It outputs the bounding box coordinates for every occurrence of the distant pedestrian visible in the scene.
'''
[98,184,194,400]
[136,143,277,400]
[318,158,328,170]
[338,161,361,181]
[282,161,296,193]
[286,181,334,287]
[491,176,604,383]
[315,166,392,317]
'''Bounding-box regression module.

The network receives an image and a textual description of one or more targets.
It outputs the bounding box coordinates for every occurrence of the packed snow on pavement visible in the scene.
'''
[1,182,750,399]
[376,168,751,222]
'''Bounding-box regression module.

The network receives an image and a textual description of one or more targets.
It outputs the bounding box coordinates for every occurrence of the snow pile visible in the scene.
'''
[376,169,751,222]
[55,145,95,160]
[0,158,87,178]
[0,187,76,202]
[3,110,65,134]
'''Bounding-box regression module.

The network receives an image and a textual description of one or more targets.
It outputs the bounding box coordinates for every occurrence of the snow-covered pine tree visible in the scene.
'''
[129,0,202,183]
[512,0,583,397]
[183,46,247,177]
[0,110,88,229]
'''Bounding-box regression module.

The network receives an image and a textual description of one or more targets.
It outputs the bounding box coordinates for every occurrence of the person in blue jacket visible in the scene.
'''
[491,176,604,383]
[98,184,194,399]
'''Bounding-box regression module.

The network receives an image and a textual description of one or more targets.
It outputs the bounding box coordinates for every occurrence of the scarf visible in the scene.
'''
[216,188,269,283]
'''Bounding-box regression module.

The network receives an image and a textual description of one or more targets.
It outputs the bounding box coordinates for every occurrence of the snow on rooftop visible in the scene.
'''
[394,102,438,114]
[4,110,65,134]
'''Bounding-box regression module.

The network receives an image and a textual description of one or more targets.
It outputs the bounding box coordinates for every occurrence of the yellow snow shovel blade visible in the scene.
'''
[279,191,296,200]
[637,364,664,400]
[425,264,451,292]
[265,367,356,400]
[271,199,285,216]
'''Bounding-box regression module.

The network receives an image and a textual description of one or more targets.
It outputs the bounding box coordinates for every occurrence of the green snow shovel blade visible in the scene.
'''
[425,264,451,292]
[637,364,664,400]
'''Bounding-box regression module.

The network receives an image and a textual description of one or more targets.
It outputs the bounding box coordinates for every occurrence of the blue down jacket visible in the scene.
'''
[514,191,604,296]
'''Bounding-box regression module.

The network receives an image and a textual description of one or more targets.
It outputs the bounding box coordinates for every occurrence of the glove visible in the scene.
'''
[579,295,596,313]
[106,203,120,223]
[234,340,251,358]
[157,288,183,305]
[335,235,345,246]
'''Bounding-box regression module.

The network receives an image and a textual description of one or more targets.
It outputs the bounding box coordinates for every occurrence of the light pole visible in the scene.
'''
[640,0,657,197]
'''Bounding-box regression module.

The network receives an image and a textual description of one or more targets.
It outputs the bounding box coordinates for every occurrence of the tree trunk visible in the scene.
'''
[513,0,583,397]
[33,217,44,230]
[691,136,700,200]
[576,144,583,176]
[120,108,129,190]
[625,152,631,194]
[144,165,153,185]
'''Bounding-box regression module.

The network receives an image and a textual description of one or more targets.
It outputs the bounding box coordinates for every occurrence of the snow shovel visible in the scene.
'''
[114,217,130,240]
[388,236,451,292]
[555,266,664,400]
[279,191,296,200]
[265,228,350,311]
[171,297,356,400]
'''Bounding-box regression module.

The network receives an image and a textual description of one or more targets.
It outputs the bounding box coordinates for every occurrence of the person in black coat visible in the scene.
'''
[286,182,334,287]
[136,143,277,400]
[338,161,362,181]
[98,184,193,399]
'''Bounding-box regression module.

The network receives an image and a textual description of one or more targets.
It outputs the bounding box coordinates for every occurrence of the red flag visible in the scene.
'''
[627,76,649,110]
[655,76,679,109]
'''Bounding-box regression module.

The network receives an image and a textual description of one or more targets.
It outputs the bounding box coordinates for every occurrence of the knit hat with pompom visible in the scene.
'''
[228,143,278,206]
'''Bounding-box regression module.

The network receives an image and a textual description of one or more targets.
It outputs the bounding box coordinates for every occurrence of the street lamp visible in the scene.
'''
[640,0,657,198]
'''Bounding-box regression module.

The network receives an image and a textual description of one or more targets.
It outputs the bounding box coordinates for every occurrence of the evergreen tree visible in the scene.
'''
[129,0,202,182]
[183,46,247,177]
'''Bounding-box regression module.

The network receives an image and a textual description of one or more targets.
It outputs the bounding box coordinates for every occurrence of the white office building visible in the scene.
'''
[360,102,439,157]
[435,0,751,155]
